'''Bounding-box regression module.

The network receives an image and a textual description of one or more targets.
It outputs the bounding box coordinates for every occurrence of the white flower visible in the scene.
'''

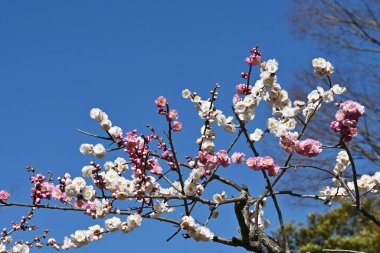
[72,230,89,246]
[182,89,191,98]
[88,225,105,240]
[90,108,102,120]
[65,184,79,197]
[234,101,246,114]
[105,217,122,232]
[62,237,76,250]
[189,169,203,181]
[192,95,201,102]
[249,128,264,142]
[267,117,277,130]
[81,166,93,178]
[105,169,119,185]
[79,144,93,155]
[281,106,296,118]
[307,87,323,102]
[323,90,334,103]
[127,214,142,228]
[93,144,106,159]
[108,126,123,138]
[312,57,327,69]
[265,59,279,73]
[152,201,175,216]
[213,191,226,203]
[243,95,257,108]
[114,157,129,172]
[201,139,215,153]
[103,161,115,171]
[336,151,349,165]
[312,58,334,78]
[181,216,195,230]
[0,243,5,252]
[11,244,29,253]
[72,177,86,191]
[332,84,346,95]
[184,181,198,196]
[82,185,95,201]
[100,119,112,131]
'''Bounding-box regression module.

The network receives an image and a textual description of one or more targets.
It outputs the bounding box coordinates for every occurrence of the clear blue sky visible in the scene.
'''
[0,1,336,252]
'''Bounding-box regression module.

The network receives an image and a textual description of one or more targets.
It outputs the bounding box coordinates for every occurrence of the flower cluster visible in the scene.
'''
[180,216,214,242]
[90,108,112,131]
[104,214,142,233]
[10,243,30,253]
[62,224,105,250]
[245,46,262,66]
[80,143,107,159]
[183,168,205,196]
[312,57,334,78]
[246,156,279,176]
[330,100,365,142]
[249,198,270,230]
[30,173,56,204]
[155,96,182,132]
[333,151,350,174]
[280,135,322,157]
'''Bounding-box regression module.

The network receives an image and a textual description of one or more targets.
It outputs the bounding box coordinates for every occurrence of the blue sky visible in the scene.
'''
[0,1,337,252]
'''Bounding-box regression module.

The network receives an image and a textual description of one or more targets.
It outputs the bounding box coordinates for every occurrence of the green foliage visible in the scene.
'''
[272,199,380,253]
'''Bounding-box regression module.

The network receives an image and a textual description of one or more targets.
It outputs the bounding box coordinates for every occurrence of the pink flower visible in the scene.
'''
[236,84,252,95]
[155,96,167,108]
[231,152,245,164]
[260,156,275,170]
[205,155,218,170]
[295,139,322,157]
[246,156,279,175]
[330,100,364,142]
[279,133,298,153]
[341,100,365,118]
[0,190,10,200]
[245,55,262,66]
[172,121,182,132]
[215,150,231,168]
[268,165,279,177]
[246,157,260,170]
[166,109,179,121]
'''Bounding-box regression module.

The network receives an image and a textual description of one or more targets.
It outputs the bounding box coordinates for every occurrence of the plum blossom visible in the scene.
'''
[0,190,10,200]
[155,96,167,108]
[295,139,322,157]
[330,100,365,142]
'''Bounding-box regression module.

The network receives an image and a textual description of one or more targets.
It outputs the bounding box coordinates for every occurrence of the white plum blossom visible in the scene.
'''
[108,126,123,138]
[105,217,122,232]
[249,128,264,142]
[10,244,29,253]
[182,89,191,98]
[180,216,214,242]
[312,57,334,78]
[81,165,93,178]
[265,59,279,73]
[93,144,106,159]
[82,185,95,201]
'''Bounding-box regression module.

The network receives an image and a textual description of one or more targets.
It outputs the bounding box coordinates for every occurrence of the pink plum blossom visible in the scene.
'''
[231,152,245,164]
[331,100,364,142]
[155,96,167,108]
[0,190,10,200]
[295,139,322,157]
[166,109,179,121]
[236,84,252,95]
[280,133,298,153]
[172,121,183,132]
[215,150,231,168]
